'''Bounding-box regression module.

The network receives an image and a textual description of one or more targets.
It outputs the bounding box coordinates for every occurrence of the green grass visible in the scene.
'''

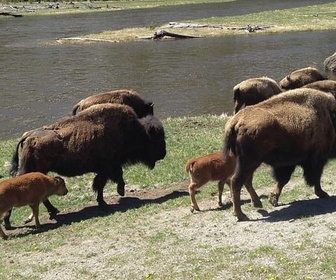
[193,2,336,32]
[54,2,336,44]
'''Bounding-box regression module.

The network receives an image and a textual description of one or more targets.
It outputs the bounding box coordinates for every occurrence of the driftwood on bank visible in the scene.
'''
[139,30,202,40]
[166,22,271,32]
[0,12,22,17]
[56,37,119,44]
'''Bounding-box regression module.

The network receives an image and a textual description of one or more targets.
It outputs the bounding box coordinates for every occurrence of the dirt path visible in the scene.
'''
[3,177,336,279]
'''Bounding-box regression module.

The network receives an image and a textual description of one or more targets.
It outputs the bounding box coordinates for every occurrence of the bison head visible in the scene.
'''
[139,115,166,169]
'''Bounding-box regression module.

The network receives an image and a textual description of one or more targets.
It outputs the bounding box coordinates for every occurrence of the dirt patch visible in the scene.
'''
[3,177,336,279]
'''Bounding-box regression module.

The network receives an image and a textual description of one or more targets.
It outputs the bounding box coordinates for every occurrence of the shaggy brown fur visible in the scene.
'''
[186,151,261,212]
[279,67,325,90]
[224,88,336,221]
[324,52,336,72]
[233,77,282,113]
[0,172,67,240]
[72,89,153,117]
[10,103,166,227]
[303,80,336,97]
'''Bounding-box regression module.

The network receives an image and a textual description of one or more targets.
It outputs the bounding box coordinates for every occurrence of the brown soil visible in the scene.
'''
[3,176,336,279]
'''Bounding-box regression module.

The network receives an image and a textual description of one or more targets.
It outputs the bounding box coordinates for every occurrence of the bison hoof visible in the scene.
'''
[190,206,200,213]
[98,201,109,212]
[117,185,125,197]
[236,214,249,222]
[233,210,249,221]
[4,224,13,230]
[2,234,9,240]
[268,193,279,207]
[253,200,263,208]
[48,208,60,220]
[316,190,330,199]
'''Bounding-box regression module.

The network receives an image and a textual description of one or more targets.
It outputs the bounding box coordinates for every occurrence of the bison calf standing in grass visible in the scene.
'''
[186,151,262,212]
[9,103,166,227]
[0,172,68,240]
[233,77,282,113]
[224,88,336,221]
[72,89,154,117]
[279,66,325,90]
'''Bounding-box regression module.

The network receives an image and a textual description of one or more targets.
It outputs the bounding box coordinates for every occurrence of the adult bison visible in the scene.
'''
[72,89,154,117]
[224,88,336,221]
[279,67,325,90]
[324,52,336,72]
[233,77,282,113]
[10,103,166,222]
[303,80,336,97]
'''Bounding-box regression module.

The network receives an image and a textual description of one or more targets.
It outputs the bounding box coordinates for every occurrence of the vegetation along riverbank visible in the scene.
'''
[1,1,335,42]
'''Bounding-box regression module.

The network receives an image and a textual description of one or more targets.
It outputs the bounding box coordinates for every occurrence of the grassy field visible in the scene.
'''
[1,115,336,279]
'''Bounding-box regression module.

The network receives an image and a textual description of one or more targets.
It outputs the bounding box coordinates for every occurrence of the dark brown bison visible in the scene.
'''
[233,77,282,113]
[279,67,325,90]
[224,88,336,221]
[72,89,154,117]
[0,172,67,239]
[303,80,336,97]
[9,103,166,225]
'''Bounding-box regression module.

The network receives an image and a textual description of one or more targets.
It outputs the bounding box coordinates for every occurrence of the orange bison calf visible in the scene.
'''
[186,151,262,212]
[0,172,68,240]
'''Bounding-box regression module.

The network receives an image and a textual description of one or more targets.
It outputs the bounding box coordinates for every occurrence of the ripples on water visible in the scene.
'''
[1,1,335,139]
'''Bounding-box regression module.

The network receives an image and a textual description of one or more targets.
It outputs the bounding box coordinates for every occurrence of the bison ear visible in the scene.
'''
[54,176,65,184]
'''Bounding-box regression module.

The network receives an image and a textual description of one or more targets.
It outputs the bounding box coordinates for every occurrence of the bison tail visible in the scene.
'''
[185,160,195,173]
[223,124,237,157]
[9,140,22,177]
[72,104,79,116]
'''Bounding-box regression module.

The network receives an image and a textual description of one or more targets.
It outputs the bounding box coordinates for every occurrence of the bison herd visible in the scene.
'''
[187,66,336,220]
[1,66,336,239]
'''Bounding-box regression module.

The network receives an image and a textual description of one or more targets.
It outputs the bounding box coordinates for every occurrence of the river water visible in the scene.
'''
[0,0,335,139]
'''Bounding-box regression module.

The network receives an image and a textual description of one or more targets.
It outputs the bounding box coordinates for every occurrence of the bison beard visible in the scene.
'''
[9,103,166,225]
[224,88,336,221]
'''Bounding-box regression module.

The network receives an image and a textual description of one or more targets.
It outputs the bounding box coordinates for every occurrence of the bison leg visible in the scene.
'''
[302,159,329,198]
[231,155,261,221]
[269,166,295,206]
[0,224,8,240]
[243,174,262,208]
[188,181,200,212]
[109,166,125,197]
[217,180,225,207]
[231,174,248,221]
[92,173,108,208]
[29,204,41,229]
[3,209,13,230]
[43,199,60,219]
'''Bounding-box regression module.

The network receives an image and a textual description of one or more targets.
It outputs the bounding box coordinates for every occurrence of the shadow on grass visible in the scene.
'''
[8,189,189,239]
[258,195,336,222]
[201,194,269,213]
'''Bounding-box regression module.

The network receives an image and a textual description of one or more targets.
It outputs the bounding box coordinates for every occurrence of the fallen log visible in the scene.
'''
[56,37,119,43]
[139,30,202,40]
[0,12,23,17]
